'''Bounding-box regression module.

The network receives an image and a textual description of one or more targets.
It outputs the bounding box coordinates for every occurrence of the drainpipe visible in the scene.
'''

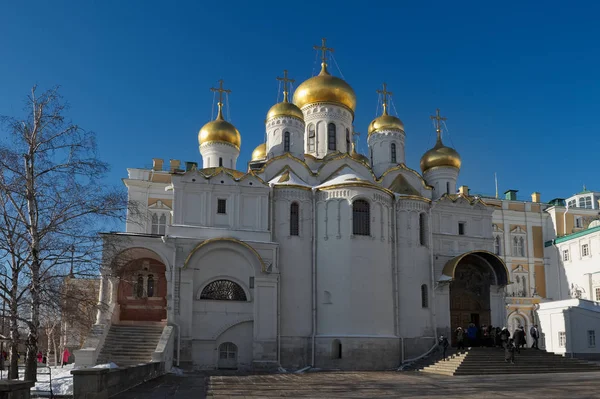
[311,188,317,367]
[391,198,401,363]
[428,205,438,341]
[163,236,181,367]
[563,205,569,236]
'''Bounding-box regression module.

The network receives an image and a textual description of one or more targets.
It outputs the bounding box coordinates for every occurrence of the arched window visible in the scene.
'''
[147,274,155,297]
[151,213,159,234]
[391,143,397,163]
[519,237,525,257]
[446,182,450,195]
[290,202,299,236]
[494,235,502,255]
[308,124,316,152]
[421,284,429,308]
[158,214,166,235]
[346,128,351,152]
[219,157,223,167]
[218,342,238,369]
[513,237,525,257]
[327,123,336,150]
[419,213,427,246]
[284,131,290,152]
[352,200,370,236]
[331,339,342,359]
[200,280,247,301]
[135,275,144,298]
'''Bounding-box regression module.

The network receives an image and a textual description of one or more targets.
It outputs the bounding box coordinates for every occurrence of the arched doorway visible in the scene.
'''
[117,257,167,322]
[218,342,238,369]
[442,251,509,345]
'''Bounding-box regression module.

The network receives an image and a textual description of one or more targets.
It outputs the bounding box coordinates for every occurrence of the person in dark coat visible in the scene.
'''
[456,327,465,351]
[439,335,450,361]
[467,323,478,346]
[494,327,501,347]
[500,327,510,348]
[514,326,525,353]
[530,324,540,349]
[505,339,516,364]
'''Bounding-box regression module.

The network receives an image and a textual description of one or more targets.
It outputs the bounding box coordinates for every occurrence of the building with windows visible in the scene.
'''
[80,41,598,371]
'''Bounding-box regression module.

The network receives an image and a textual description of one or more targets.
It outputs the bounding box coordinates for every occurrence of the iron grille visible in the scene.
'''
[200,280,247,301]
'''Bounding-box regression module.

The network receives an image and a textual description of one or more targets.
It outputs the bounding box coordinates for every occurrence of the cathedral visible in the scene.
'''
[86,40,559,371]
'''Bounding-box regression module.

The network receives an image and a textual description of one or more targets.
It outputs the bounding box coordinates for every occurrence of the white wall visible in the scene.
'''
[301,103,353,158]
[266,117,305,159]
[368,130,405,176]
[200,142,239,169]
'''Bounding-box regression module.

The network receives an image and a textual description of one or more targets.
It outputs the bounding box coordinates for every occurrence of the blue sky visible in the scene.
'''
[1,1,598,202]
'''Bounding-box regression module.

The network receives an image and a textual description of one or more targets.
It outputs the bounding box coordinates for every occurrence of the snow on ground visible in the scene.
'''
[32,365,75,396]
[93,362,119,369]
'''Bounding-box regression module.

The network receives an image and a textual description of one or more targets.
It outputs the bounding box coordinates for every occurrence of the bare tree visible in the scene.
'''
[0,86,129,381]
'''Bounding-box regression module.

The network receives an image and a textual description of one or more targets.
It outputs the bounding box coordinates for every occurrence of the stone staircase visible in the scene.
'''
[96,324,165,367]
[415,347,600,376]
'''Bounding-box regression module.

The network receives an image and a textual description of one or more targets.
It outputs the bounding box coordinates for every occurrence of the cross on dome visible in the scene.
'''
[276,70,295,103]
[313,37,334,66]
[210,79,232,120]
[376,83,393,115]
[430,108,447,140]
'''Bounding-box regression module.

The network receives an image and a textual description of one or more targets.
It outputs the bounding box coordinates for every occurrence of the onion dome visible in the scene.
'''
[368,106,404,136]
[420,136,461,172]
[293,63,356,114]
[198,103,241,149]
[251,143,266,161]
[267,91,304,122]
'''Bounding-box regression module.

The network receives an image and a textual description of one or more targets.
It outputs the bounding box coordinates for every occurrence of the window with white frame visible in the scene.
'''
[582,243,590,257]
[568,199,576,208]
[588,330,596,348]
[151,213,167,235]
[558,331,566,347]
[563,249,570,261]
[595,287,600,301]
[513,236,525,257]
[575,216,583,228]
[308,124,316,152]
[584,196,592,209]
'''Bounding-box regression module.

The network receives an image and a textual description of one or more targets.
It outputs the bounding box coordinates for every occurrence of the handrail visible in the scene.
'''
[398,339,438,371]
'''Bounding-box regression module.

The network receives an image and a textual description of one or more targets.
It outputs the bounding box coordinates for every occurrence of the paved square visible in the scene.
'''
[114,370,600,398]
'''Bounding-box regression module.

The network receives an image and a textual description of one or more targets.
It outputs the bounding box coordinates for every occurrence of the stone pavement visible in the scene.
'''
[114,370,600,398]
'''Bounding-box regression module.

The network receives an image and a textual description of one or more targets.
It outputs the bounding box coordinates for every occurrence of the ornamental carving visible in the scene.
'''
[274,189,311,201]
[397,200,429,212]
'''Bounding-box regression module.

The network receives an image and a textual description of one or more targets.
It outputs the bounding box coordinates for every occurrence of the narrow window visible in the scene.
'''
[308,124,316,152]
[595,287,600,301]
[219,157,223,167]
[588,330,596,348]
[446,182,450,195]
[558,331,566,347]
[582,244,590,257]
[346,128,351,153]
[585,196,592,208]
[331,339,342,359]
[494,236,501,255]
[575,216,583,228]
[458,222,465,236]
[352,200,370,236]
[391,143,397,163]
[519,237,525,257]
[147,274,155,297]
[151,213,159,234]
[579,197,585,208]
[563,249,570,261]
[327,123,336,150]
[284,131,290,152]
[419,213,426,246]
[421,284,429,308]
[290,202,299,236]
[217,199,227,214]
[136,275,144,298]
[158,214,166,235]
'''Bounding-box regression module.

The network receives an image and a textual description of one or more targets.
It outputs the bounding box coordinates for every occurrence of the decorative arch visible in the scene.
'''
[212,317,254,340]
[110,246,171,273]
[440,250,510,286]
[184,237,267,272]
[507,310,532,333]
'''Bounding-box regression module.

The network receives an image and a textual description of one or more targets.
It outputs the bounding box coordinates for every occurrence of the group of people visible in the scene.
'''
[36,348,71,367]
[438,323,541,364]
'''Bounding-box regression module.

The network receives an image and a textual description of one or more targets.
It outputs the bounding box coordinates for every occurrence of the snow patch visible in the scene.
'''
[32,365,75,396]
[169,367,184,376]
[93,362,120,369]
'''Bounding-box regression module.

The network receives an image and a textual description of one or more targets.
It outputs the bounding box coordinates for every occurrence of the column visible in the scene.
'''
[95,269,109,324]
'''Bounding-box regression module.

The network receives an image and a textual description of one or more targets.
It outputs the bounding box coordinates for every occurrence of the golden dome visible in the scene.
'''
[293,63,356,114]
[368,107,405,136]
[420,137,461,173]
[198,105,241,149]
[251,143,266,161]
[266,90,304,122]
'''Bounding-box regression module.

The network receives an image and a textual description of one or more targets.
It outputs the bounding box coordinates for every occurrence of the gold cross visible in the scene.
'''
[313,38,334,65]
[430,108,447,139]
[376,83,393,115]
[210,79,231,106]
[276,70,295,102]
